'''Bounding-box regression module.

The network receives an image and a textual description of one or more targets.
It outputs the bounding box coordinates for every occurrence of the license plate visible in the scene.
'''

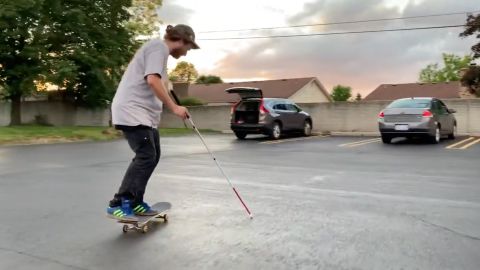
[395,124,409,131]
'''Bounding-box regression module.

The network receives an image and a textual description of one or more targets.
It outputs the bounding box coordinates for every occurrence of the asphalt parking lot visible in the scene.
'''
[0,134,479,270]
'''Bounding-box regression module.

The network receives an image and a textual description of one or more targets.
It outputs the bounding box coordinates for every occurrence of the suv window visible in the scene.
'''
[273,104,288,110]
[236,101,260,111]
[285,104,299,112]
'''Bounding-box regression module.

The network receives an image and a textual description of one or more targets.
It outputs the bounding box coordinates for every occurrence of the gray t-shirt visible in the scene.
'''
[112,39,169,128]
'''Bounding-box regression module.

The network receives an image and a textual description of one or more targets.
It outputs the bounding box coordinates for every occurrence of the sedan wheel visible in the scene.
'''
[303,121,312,136]
[381,134,392,144]
[448,124,457,140]
[429,126,441,144]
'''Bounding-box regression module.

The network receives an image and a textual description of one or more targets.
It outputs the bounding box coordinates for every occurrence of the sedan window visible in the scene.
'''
[435,100,448,114]
[387,99,431,109]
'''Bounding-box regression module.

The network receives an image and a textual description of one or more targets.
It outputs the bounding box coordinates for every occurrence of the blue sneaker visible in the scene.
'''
[107,199,136,221]
[107,206,137,221]
[133,202,159,216]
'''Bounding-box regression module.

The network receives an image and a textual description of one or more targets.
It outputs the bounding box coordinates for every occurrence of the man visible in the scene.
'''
[107,24,200,220]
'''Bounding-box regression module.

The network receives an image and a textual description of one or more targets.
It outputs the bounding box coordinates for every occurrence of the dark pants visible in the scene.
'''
[109,125,160,207]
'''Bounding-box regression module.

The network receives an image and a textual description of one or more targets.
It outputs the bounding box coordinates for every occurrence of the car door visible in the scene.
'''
[438,100,454,132]
[432,99,448,134]
[285,102,304,129]
[272,102,294,130]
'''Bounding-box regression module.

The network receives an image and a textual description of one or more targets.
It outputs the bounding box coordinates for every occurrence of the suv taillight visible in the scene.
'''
[231,102,240,115]
[422,110,433,118]
[259,100,269,114]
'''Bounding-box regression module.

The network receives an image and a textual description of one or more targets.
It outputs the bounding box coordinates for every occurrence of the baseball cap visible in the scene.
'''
[166,24,200,49]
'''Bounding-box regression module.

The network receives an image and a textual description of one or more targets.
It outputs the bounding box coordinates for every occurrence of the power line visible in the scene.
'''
[198,10,480,34]
[197,24,467,41]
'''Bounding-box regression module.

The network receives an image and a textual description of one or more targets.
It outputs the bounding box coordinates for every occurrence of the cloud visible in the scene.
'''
[156,2,194,26]
[207,0,478,95]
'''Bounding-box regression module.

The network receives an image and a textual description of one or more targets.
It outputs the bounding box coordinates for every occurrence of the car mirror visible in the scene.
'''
[448,108,457,114]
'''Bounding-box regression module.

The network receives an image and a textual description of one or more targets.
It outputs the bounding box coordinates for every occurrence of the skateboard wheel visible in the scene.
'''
[163,214,168,222]
[141,225,149,233]
[122,225,129,233]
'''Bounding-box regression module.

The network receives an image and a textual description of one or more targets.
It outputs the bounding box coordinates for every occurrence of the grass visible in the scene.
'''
[0,125,217,145]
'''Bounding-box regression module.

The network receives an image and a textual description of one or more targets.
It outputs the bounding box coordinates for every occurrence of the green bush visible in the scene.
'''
[179,97,205,106]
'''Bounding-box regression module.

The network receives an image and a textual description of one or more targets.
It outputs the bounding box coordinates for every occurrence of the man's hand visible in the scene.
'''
[173,105,189,120]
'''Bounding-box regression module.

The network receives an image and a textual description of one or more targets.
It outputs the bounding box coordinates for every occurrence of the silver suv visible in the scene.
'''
[226,87,313,140]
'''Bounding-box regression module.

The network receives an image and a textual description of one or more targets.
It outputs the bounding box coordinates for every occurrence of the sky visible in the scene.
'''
[157,0,479,96]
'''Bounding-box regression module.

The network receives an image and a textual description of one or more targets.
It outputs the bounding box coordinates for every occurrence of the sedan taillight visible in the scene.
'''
[422,110,433,118]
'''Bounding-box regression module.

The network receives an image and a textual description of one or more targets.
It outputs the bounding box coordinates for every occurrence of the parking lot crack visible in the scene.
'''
[407,216,480,241]
[0,246,90,270]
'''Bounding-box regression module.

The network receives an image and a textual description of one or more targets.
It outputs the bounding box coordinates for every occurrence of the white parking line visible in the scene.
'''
[445,137,475,149]
[339,138,381,147]
[458,138,480,150]
[260,135,329,144]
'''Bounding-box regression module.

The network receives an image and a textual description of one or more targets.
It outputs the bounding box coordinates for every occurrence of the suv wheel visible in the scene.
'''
[234,131,247,140]
[269,122,282,140]
[303,120,312,136]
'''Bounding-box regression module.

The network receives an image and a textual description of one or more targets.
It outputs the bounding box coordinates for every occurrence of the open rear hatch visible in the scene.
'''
[226,87,263,124]
[225,87,263,100]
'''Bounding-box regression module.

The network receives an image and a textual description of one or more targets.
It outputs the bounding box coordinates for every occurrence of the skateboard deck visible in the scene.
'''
[116,202,171,233]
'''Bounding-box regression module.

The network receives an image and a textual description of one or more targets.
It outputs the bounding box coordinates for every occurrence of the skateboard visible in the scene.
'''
[116,202,171,233]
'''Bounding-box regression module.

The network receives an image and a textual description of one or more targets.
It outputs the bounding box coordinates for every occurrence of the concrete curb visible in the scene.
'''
[328,132,379,137]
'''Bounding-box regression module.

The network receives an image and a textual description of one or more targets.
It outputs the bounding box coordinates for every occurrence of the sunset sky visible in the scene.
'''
[157,0,479,96]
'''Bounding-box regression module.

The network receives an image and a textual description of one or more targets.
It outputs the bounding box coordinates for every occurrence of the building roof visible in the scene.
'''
[182,77,327,103]
[364,82,466,101]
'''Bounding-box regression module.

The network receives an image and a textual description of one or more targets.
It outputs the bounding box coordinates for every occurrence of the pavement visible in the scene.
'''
[0,133,479,270]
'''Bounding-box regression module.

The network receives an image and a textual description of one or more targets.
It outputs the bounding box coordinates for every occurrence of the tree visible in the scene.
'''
[460,13,480,59]
[0,0,47,125]
[419,53,473,83]
[330,85,352,102]
[196,75,224,84]
[0,0,136,125]
[57,1,135,108]
[127,0,163,38]
[460,65,480,97]
[169,61,198,82]
[355,93,362,101]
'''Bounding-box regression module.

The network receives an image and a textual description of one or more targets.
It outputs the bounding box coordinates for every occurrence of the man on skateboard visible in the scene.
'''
[107,24,200,221]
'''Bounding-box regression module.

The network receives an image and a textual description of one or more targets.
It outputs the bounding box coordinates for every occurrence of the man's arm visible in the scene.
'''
[146,74,188,119]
